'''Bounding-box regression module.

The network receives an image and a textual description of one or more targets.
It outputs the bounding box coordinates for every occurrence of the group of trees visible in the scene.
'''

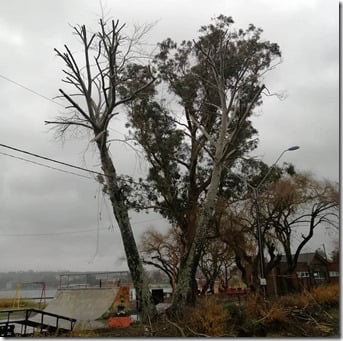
[140,164,338,293]
[47,15,338,318]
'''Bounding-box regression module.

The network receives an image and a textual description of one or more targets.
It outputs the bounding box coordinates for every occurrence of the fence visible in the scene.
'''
[0,308,76,336]
[268,272,329,296]
[59,271,131,289]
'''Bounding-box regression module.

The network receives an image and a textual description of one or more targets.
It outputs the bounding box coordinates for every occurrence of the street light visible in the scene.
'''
[257,146,300,190]
[253,145,300,295]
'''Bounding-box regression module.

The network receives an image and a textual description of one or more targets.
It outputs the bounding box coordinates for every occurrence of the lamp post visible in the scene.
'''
[249,146,300,295]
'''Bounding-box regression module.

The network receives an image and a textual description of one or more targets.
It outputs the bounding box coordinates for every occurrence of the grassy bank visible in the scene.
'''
[69,282,339,337]
[0,298,46,310]
[0,298,47,320]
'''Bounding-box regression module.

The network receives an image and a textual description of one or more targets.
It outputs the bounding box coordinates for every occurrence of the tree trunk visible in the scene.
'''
[168,157,224,315]
[96,141,156,319]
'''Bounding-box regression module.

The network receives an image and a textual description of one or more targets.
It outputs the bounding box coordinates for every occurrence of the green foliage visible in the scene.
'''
[125,14,282,227]
[223,301,245,325]
[124,14,282,310]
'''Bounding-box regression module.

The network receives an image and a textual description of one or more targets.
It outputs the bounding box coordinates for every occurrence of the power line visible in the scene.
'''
[0,228,107,237]
[0,217,166,237]
[0,142,105,178]
[0,143,148,187]
[0,142,201,205]
[131,216,165,225]
[0,75,214,205]
[0,73,65,108]
[0,142,209,208]
[0,72,125,136]
[0,142,153,189]
[0,151,92,180]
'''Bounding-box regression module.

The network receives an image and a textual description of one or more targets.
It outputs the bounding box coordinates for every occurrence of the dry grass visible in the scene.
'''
[242,283,339,336]
[0,298,16,309]
[278,291,311,309]
[278,282,339,309]
[0,298,46,309]
[245,294,289,329]
[262,305,289,325]
[173,284,339,337]
[68,329,99,337]
[245,294,266,319]
[14,283,339,337]
[184,297,230,336]
[309,283,339,306]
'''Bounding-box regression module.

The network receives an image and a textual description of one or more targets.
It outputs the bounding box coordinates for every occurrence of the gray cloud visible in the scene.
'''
[0,0,338,272]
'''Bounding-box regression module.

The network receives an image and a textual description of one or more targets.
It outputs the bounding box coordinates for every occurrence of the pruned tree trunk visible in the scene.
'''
[169,141,226,314]
[96,142,155,318]
[46,19,157,319]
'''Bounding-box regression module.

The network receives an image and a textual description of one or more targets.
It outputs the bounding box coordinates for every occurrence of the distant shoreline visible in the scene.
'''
[0,288,57,299]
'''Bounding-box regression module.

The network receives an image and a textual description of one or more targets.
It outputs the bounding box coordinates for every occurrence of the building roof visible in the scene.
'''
[281,252,329,265]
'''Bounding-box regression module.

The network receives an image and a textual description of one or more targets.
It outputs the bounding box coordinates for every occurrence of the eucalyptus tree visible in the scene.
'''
[125,15,282,313]
[46,19,157,318]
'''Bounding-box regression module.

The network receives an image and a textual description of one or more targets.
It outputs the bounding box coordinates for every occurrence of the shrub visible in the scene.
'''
[309,283,339,306]
[278,283,339,309]
[278,292,311,309]
[245,294,266,320]
[245,294,288,329]
[185,297,229,336]
[263,304,289,326]
[224,302,245,324]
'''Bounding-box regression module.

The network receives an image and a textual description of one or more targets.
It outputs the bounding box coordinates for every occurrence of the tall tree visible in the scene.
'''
[126,15,281,313]
[46,19,156,318]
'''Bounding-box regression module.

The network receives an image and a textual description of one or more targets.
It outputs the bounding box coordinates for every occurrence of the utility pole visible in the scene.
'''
[322,243,328,260]
[244,146,300,297]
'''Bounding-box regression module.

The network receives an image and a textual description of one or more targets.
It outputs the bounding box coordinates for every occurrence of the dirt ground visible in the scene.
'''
[68,320,182,337]
[53,285,341,338]
[66,306,339,338]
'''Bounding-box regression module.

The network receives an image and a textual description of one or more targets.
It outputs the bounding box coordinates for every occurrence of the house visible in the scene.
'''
[327,255,339,283]
[270,251,338,295]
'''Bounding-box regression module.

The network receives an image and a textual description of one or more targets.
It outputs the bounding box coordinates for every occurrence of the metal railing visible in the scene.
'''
[59,271,131,289]
[0,308,76,336]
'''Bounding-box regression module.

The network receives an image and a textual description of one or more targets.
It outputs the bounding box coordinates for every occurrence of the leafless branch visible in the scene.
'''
[185,325,210,337]
[165,317,186,337]
[45,120,92,130]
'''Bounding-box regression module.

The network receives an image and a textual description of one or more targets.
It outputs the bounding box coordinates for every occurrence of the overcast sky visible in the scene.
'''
[0,0,339,272]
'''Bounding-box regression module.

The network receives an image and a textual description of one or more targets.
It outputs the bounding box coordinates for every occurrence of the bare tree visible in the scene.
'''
[263,173,339,274]
[46,19,156,318]
[198,238,234,294]
[140,227,181,291]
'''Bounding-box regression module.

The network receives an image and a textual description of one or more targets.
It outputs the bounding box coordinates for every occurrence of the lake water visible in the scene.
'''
[0,288,59,335]
[0,288,57,300]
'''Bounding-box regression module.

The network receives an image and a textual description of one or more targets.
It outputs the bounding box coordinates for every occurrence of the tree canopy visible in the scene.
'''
[124,15,282,311]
